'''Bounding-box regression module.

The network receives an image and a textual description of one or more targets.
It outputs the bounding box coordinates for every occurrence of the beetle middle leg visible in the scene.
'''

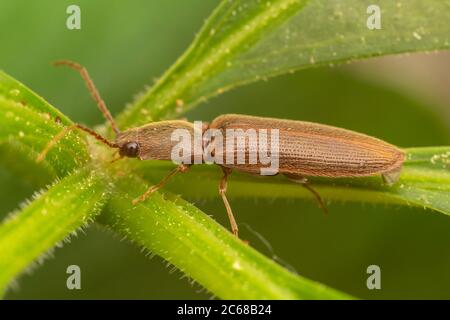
[132,164,190,205]
[218,166,239,237]
[284,173,328,215]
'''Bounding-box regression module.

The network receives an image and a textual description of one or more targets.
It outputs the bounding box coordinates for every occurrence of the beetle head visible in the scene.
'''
[119,141,140,158]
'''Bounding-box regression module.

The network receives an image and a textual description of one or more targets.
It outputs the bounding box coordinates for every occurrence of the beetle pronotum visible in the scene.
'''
[38,60,405,238]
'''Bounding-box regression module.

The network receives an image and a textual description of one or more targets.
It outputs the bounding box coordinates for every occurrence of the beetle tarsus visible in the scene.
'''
[284,174,328,215]
[381,168,402,186]
[301,183,328,215]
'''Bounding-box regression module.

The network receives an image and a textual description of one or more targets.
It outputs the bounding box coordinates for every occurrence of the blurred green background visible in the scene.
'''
[1,0,449,299]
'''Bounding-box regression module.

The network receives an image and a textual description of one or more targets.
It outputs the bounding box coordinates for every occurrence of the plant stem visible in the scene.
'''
[99,174,351,299]
[0,167,110,295]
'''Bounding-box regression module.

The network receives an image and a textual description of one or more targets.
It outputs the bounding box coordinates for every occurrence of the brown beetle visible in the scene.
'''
[38,61,405,237]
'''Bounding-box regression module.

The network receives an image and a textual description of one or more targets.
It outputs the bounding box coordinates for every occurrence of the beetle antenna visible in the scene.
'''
[37,123,117,163]
[53,60,121,135]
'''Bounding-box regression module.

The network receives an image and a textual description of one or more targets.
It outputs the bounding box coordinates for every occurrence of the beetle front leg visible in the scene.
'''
[132,164,190,205]
[218,167,239,237]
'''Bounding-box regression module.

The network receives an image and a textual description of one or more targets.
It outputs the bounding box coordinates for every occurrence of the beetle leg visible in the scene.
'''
[132,164,190,205]
[219,167,239,237]
[284,174,328,215]
[381,167,402,186]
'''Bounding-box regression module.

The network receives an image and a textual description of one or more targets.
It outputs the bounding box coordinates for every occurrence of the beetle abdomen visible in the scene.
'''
[279,130,404,177]
[210,114,405,178]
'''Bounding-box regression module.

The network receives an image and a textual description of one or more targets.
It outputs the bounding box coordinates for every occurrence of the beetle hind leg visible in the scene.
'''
[284,173,328,215]
[381,167,402,186]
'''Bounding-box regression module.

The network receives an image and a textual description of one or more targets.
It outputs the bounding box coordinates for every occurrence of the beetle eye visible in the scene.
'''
[121,142,140,157]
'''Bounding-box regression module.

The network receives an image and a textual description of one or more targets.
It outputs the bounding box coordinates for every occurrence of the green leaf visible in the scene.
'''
[99,174,351,299]
[395,147,450,213]
[131,147,450,215]
[117,0,309,127]
[117,0,450,127]
[204,0,450,94]
[0,167,111,295]
[0,71,89,177]
[0,71,73,123]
